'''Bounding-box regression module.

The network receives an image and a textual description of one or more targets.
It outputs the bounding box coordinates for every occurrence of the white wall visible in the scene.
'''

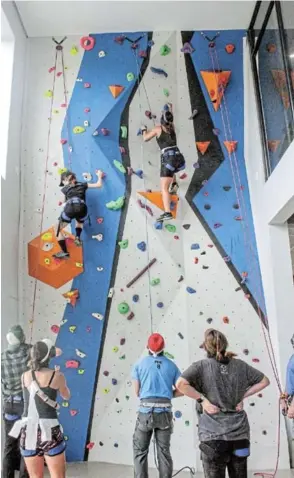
[1,2,27,345]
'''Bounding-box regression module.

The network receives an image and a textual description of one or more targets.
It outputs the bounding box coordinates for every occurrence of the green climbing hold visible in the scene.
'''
[70,45,78,56]
[127,72,135,81]
[78,369,85,375]
[163,88,170,97]
[125,395,130,400]
[112,346,119,353]
[113,160,126,174]
[164,351,174,359]
[118,239,128,249]
[44,90,53,98]
[64,435,69,441]
[73,126,86,134]
[121,126,128,139]
[150,278,160,286]
[69,326,77,333]
[118,302,130,314]
[106,196,125,210]
[160,44,171,56]
[119,354,126,360]
[165,224,176,233]
[62,401,69,407]
[185,420,190,426]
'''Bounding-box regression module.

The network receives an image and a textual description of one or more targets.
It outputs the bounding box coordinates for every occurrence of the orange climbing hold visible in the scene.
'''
[109,85,125,99]
[224,141,238,154]
[200,71,231,111]
[271,69,294,109]
[268,140,280,152]
[196,141,210,155]
[137,191,179,219]
[28,227,84,289]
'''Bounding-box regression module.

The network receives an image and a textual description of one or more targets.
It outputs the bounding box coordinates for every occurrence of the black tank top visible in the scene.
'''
[23,371,58,420]
[156,127,177,150]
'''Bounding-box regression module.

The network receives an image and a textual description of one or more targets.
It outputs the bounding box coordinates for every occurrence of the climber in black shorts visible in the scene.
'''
[141,104,185,222]
[54,169,103,259]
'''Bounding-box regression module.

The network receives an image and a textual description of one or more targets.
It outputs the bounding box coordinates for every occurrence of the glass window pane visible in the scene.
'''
[257,5,294,172]
[281,1,294,100]
[253,1,271,39]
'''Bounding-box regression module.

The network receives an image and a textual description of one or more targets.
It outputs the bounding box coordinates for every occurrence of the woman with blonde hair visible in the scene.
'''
[176,329,270,478]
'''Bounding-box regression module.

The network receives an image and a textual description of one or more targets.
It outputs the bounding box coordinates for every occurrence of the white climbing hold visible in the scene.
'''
[92,234,103,242]
[83,172,92,181]
[92,313,104,320]
[76,78,83,82]
[98,50,106,58]
[84,120,89,127]
[68,146,73,153]
[60,318,68,326]
[75,349,86,358]
[108,288,114,298]
[97,266,104,272]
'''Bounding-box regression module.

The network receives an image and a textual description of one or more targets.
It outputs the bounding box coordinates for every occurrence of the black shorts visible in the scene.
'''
[20,425,66,458]
[160,149,186,178]
[60,202,88,224]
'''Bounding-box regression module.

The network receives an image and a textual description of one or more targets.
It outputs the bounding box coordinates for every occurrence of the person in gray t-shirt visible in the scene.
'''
[176,329,270,478]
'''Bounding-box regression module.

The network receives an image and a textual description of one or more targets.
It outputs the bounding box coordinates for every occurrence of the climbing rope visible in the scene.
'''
[202,32,283,475]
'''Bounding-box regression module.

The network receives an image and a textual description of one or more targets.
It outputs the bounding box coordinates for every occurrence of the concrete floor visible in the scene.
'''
[59,462,294,477]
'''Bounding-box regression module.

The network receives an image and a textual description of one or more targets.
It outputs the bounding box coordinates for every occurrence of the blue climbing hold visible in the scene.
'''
[137,128,143,136]
[134,169,143,178]
[170,201,176,211]
[186,287,196,294]
[148,40,155,48]
[174,410,182,419]
[150,67,168,78]
[137,241,146,252]
[132,294,139,303]
[155,222,163,230]
[163,103,169,112]
[157,302,164,308]
[112,378,118,385]
[191,243,200,250]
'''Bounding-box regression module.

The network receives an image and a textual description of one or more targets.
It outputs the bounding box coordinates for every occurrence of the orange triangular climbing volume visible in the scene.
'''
[271,70,291,109]
[200,71,231,111]
[137,191,179,219]
[109,85,125,99]
[223,141,238,154]
[268,140,280,152]
[196,141,210,155]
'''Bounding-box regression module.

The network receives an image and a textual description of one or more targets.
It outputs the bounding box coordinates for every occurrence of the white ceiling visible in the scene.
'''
[14,0,255,37]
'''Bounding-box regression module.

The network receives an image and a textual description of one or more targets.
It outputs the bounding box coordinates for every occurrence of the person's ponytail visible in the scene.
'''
[203,329,237,361]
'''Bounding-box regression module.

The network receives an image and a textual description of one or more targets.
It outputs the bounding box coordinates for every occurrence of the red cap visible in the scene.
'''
[148,333,165,355]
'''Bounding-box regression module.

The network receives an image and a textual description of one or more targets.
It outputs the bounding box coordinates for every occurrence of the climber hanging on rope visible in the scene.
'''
[54,169,103,259]
[141,103,186,222]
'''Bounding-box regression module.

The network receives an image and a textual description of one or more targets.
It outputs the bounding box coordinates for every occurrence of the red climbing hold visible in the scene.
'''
[109,85,125,99]
[223,316,230,324]
[48,66,56,73]
[174,235,179,240]
[194,257,199,264]
[60,103,67,108]
[70,409,78,416]
[139,50,147,58]
[84,83,91,88]
[60,139,67,145]
[252,358,260,363]
[65,360,80,369]
[225,44,235,54]
[86,442,95,450]
[196,141,210,155]
[268,140,280,152]
[51,325,60,334]
[114,35,125,45]
[224,141,238,154]
[96,217,104,224]
[57,72,62,77]
[80,36,95,51]
[179,173,187,180]
[84,107,91,113]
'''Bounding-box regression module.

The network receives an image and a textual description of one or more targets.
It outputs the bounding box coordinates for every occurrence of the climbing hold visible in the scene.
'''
[137,241,146,252]
[99,442,104,446]
[73,126,85,134]
[98,50,106,58]
[163,88,170,97]
[183,224,191,230]
[189,109,198,120]
[204,204,211,210]
[66,360,80,369]
[164,224,176,234]
[112,346,119,353]
[84,107,90,113]
[97,267,104,272]
[131,42,138,50]
[214,223,222,229]
[134,169,144,179]
[92,130,99,137]
[106,196,125,211]
[114,443,119,448]
[80,36,95,51]
[44,90,53,98]
[62,401,69,408]
[84,120,89,127]
[70,45,79,55]
[223,186,231,192]
[233,203,240,209]
[148,39,154,47]
[120,126,128,139]
[235,216,243,221]
[174,410,182,419]
[178,332,184,339]
[70,409,78,417]
[120,338,126,346]
[60,318,68,326]
[113,160,126,174]
[181,42,195,54]
[127,312,135,321]
[60,139,67,145]
[103,388,110,394]
[108,288,114,299]
[200,251,206,256]
[127,72,135,81]
[44,258,51,265]
[225,43,235,54]
[223,256,231,263]
[258,393,263,398]
[92,313,104,321]
[69,326,77,334]
[84,83,91,88]
[75,349,86,359]
[155,221,163,230]
[191,243,200,250]
[101,128,110,136]
[213,128,221,136]
[185,420,190,426]
[268,140,280,152]
[223,316,229,324]
[118,302,130,314]
[56,72,62,78]
[109,85,125,99]
[207,318,213,324]
[224,141,238,154]
[186,287,196,294]
[196,141,210,155]
[243,349,249,355]
[267,43,276,53]
[150,66,168,78]
[132,294,139,303]
[92,234,103,242]
[51,325,60,334]
[83,172,92,181]
[112,378,118,385]
[164,351,174,360]
[103,371,109,377]
[193,162,200,169]
[235,286,242,292]
[252,358,260,363]
[262,430,267,435]
[194,257,199,264]
[160,44,171,56]
[200,71,231,111]
[150,278,160,286]
[118,239,129,249]
[178,275,184,283]
[157,302,164,308]
[86,442,95,450]
[114,35,125,44]
[96,217,104,225]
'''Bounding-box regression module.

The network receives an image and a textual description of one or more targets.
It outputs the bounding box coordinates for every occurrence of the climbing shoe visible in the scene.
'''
[156,212,173,222]
[53,251,70,260]
[74,237,82,247]
[168,182,179,194]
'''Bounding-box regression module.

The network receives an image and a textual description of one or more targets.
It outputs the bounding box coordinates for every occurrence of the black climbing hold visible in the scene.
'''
[112,378,118,385]
[99,441,104,446]
[202,266,209,270]
[233,203,240,209]
[199,311,203,315]
[178,275,184,282]
[250,403,255,407]
[235,287,242,292]
[262,430,267,435]
[207,318,213,324]
[204,204,211,210]
[200,251,206,255]
[243,349,249,355]
[103,371,109,377]
[223,186,231,192]
[183,224,191,230]
[115,398,120,403]
[120,338,126,345]
[114,443,119,447]
[178,332,184,339]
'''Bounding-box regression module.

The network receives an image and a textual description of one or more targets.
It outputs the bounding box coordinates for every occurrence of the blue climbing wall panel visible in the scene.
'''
[54,32,147,462]
[190,31,266,315]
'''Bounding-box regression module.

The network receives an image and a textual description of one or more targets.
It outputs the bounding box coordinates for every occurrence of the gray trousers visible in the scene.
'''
[133,411,173,478]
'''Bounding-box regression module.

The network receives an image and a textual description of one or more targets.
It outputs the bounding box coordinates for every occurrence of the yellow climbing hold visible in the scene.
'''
[41,232,53,241]
[75,262,83,268]
[70,45,79,56]
[58,167,67,175]
[112,346,119,353]
[62,401,69,407]
[78,369,85,375]
[73,126,86,134]
[44,90,53,98]
[53,109,59,114]
[103,388,110,394]
[44,258,51,265]
[69,326,77,333]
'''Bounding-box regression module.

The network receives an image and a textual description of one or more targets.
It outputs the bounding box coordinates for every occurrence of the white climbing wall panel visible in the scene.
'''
[19,32,289,471]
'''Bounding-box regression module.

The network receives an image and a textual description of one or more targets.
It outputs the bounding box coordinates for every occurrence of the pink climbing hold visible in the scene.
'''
[70,409,78,416]
[86,442,95,450]
[53,162,58,167]
[51,325,60,334]
[214,223,222,229]
[84,82,91,88]
[65,360,80,369]
[179,173,187,179]
[145,206,153,217]
[60,139,67,145]
[203,192,209,197]
[84,107,91,113]
[57,72,62,77]
[252,358,260,363]
[101,128,110,136]
[235,216,243,221]
[96,217,104,224]
[60,103,67,108]
[139,50,147,58]
[114,35,125,45]
[119,146,126,154]
[86,326,91,333]
[48,66,56,73]
[174,235,179,240]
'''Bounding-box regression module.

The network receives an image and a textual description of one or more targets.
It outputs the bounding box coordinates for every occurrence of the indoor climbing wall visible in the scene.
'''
[19,30,289,471]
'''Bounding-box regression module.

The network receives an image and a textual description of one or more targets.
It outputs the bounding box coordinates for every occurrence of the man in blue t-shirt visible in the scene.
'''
[132,333,182,478]
[286,334,294,419]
